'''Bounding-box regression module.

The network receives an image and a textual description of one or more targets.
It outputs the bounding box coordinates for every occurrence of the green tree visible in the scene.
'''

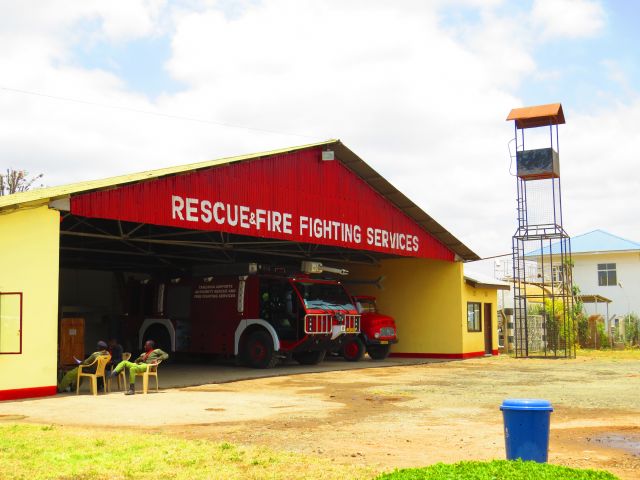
[624,313,639,346]
[576,314,589,348]
[595,321,609,349]
[571,284,586,348]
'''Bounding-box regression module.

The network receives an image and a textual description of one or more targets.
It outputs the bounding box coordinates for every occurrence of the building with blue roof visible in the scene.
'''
[527,230,640,333]
[526,229,640,256]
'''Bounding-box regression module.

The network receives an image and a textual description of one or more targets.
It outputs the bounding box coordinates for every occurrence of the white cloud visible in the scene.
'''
[0,0,637,262]
[561,101,640,239]
[93,0,167,41]
[531,0,605,39]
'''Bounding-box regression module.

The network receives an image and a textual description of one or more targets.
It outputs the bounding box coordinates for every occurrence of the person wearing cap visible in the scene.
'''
[57,340,110,393]
[109,340,168,395]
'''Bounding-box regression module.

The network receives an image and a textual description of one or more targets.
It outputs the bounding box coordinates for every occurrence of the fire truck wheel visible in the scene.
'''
[293,349,326,365]
[367,344,390,360]
[243,330,278,369]
[342,337,365,362]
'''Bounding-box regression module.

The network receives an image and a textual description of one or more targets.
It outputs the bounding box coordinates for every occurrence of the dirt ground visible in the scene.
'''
[2,354,639,479]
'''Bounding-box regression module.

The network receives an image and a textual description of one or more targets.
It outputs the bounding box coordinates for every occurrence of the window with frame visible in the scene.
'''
[467,302,482,332]
[551,264,564,283]
[597,263,617,286]
[0,292,23,354]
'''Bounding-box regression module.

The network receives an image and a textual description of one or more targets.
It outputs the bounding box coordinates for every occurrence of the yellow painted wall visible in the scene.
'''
[462,283,499,354]
[348,258,464,355]
[0,205,60,394]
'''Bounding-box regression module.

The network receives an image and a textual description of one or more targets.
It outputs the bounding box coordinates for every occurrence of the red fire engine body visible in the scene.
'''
[125,264,360,368]
[341,295,398,361]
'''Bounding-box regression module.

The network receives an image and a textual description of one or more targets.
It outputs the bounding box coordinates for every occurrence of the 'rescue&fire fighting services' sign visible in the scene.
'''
[70,148,454,261]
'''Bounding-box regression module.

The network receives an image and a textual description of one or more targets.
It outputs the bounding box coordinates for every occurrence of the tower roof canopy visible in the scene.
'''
[506,103,565,129]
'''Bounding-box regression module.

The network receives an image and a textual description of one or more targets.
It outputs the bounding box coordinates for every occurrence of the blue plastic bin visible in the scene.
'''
[500,398,553,463]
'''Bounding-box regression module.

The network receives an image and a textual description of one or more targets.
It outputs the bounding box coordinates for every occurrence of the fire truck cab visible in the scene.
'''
[128,263,360,369]
[340,295,398,361]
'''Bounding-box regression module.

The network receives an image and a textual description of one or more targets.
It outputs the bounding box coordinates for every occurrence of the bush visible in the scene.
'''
[624,313,639,346]
[577,314,589,348]
[375,460,619,480]
[595,321,609,349]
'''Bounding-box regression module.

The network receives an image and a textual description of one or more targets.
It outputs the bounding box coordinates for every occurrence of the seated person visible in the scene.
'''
[108,338,123,366]
[109,340,168,395]
[57,341,110,393]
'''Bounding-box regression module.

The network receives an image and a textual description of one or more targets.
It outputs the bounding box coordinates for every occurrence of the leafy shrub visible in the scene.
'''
[375,460,619,480]
[624,313,639,346]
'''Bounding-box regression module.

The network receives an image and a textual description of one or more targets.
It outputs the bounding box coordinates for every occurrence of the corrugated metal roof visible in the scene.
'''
[526,229,640,256]
[0,139,480,261]
[464,270,510,290]
[506,103,565,129]
[0,139,336,209]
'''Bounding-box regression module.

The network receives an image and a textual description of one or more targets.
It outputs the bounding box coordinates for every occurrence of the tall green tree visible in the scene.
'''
[624,313,639,346]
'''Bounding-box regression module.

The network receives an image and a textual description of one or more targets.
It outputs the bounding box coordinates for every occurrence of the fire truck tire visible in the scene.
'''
[367,344,390,360]
[342,337,365,362]
[293,349,326,365]
[243,330,278,369]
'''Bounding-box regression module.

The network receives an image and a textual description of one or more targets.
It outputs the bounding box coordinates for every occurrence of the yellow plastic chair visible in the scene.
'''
[111,352,132,391]
[135,361,162,394]
[76,354,111,396]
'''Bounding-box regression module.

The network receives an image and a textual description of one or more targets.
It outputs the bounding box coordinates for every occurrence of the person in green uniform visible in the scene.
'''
[109,340,168,395]
[57,341,110,392]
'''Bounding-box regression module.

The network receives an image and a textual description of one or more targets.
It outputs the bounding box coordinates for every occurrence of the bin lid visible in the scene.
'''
[500,398,553,411]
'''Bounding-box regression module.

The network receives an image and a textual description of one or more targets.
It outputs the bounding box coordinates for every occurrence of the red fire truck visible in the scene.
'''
[340,295,398,361]
[124,262,360,368]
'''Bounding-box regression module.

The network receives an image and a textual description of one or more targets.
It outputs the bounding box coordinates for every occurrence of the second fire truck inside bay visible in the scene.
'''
[125,262,360,368]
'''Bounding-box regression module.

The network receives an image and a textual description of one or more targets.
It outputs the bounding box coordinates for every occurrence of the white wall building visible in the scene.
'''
[527,230,640,324]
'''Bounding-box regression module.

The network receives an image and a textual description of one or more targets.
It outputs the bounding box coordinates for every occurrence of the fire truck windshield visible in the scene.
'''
[293,282,355,311]
[356,298,377,314]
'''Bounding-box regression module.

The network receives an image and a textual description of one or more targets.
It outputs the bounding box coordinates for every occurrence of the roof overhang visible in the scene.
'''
[332,142,479,261]
[464,274,510,291]
[578,294,612,304]
[0,139,479,261]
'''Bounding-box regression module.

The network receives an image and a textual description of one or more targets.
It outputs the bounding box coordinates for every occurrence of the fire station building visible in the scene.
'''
[0,140,505,400]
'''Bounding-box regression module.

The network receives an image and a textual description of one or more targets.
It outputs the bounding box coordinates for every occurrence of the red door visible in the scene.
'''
[484,303,493,355]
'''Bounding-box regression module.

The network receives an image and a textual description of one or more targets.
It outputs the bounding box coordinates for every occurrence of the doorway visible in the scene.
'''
[484,303,493,355]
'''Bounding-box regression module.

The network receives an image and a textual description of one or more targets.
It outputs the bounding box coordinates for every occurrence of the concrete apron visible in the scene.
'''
[109,356,442,391]
[0,357,445,428]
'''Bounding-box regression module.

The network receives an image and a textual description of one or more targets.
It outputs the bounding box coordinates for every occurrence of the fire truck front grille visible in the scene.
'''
[344,314,361,333]
[304,314,332,334]
[380,326,395,337]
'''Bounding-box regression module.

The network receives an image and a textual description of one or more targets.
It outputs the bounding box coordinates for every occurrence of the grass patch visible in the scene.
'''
[0,424,373,479]
[576,348,640,361]
[375,460,619,480]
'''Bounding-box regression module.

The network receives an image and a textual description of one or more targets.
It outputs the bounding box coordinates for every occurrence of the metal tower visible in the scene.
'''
[507,103,576,358]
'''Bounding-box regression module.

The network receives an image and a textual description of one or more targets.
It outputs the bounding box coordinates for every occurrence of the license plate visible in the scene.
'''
[346,328,357,333]
[379,341,388,344]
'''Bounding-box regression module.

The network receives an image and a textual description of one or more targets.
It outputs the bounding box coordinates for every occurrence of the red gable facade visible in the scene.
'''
[71,147,454,261]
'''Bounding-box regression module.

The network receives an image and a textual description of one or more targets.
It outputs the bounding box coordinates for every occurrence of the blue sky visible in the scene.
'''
[72,33,184,98]
[67,1,640,107]
[69,0,262,99]
[522,1,639,109]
